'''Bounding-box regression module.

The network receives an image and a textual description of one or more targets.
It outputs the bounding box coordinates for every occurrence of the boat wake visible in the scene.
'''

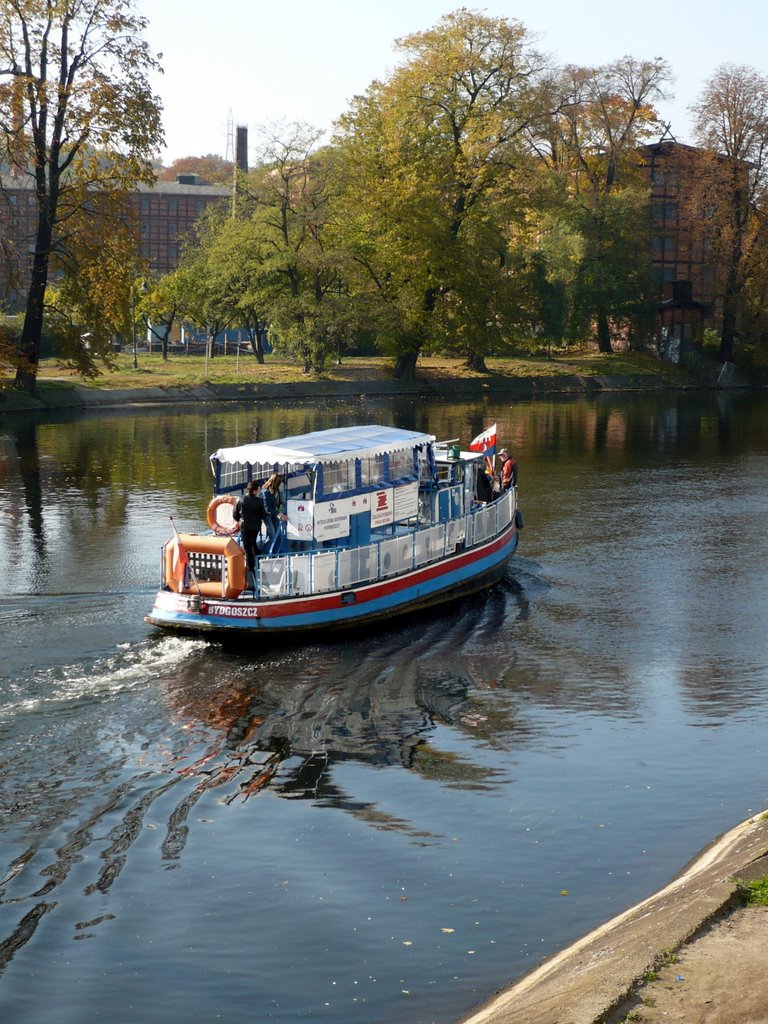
[0,635,210,722]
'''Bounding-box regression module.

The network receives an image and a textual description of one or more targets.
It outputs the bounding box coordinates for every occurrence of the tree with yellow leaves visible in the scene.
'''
[0,0,163,393]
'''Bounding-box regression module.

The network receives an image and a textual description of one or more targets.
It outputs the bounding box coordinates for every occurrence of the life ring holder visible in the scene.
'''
[207,495,240,537]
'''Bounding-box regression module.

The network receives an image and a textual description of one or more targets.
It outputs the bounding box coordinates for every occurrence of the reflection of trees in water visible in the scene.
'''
[11,418,47,591]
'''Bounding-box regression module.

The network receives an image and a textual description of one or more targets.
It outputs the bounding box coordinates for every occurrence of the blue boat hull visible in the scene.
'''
[146,520,518,635]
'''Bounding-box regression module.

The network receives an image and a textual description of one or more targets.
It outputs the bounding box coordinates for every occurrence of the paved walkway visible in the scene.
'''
[459,813,768,1024]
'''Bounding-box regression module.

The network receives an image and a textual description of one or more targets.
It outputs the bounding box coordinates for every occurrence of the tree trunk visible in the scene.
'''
[464,352,488,372]
[596,307,613,353]
[247,324,265,364]
[13,236,52,395]
[161,315,174,361]
[719,259,742,362]
[394,350,419,379]
[257,324,267,363]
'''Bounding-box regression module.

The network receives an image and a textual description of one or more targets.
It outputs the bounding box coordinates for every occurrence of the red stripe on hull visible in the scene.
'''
[148,522,518,633]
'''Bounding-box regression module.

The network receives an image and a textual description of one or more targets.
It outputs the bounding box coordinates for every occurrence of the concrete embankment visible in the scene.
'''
[458,812,768,1024]
[0,371,718,416]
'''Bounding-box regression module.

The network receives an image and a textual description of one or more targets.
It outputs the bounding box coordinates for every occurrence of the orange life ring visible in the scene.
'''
[165,533,246,599]
[207,495,240,536]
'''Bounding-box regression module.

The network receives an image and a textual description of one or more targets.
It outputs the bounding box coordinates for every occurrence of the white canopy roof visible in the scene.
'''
[211,425,435,470]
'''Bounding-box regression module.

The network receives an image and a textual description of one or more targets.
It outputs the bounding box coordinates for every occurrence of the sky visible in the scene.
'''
[137,0,768,166]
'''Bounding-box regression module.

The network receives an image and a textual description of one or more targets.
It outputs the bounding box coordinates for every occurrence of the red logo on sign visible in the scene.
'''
[376,492,388,510]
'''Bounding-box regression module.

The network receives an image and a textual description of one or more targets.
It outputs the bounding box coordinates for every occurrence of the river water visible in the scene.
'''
[1,391,767,1024]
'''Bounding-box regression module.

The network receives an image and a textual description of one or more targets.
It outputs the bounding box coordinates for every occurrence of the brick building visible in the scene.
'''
[133,175,230,275]
[641,138,738,362]
[0,173,230,312]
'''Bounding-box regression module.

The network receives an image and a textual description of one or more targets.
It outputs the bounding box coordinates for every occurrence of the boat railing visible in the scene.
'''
[256,489,516,600]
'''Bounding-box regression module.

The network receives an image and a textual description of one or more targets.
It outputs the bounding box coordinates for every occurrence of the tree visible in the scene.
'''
[201,217,271,363]
[173,210,272,365]
[138,270,183,360]
[335,9,551,377]
[43,206,141,376]
[533,57,670,351]
[238,124,346,374]
[690,64,768,361]
[174,229,232,362]
[157,154,233,184]
[0,0,163,393]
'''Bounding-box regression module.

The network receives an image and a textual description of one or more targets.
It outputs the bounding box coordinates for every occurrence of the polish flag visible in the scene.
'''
[469,424,497,456]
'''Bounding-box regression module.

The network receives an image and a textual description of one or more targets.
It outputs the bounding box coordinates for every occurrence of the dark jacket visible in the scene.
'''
[261,487,281,523]
[236,492,265,531]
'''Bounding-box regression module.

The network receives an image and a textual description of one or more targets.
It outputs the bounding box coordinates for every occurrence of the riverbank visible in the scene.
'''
[459,812,768,1024]
[0,352,755,416]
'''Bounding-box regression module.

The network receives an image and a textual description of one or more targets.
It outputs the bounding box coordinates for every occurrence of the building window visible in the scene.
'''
[653,236,677,257]
[652,201,678,220]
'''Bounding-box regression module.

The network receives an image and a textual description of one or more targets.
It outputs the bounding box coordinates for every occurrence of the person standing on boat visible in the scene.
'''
[497,449,518,491]
[235,480,266,579]
[261,473,286,554]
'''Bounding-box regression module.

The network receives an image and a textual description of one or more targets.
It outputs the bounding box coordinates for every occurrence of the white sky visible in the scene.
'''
[137,0,768,165]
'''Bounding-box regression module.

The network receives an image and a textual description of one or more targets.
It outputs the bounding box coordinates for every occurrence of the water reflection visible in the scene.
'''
[160,585,534,823]
[11,420,48,593]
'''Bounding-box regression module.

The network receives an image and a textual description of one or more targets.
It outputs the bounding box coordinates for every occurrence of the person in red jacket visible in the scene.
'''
[498,449,518,490]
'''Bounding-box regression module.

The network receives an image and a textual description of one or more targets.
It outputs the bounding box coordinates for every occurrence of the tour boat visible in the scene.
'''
[145,424,522,635]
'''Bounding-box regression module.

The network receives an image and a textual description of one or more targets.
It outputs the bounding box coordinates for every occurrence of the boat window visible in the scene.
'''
[389,449,414,479]
[361,454,386,485]
[321,460,356,494]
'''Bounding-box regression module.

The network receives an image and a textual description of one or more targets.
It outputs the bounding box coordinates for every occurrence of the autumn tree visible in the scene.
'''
[690,64,768,361]
[532,57,670,351]
[157,154,233,184]
[43,201,141,377]
[335,8,551,377]
[0,0,163,393]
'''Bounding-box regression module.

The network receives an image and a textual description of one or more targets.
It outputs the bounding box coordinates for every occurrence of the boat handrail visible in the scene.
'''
[255,490,515,600]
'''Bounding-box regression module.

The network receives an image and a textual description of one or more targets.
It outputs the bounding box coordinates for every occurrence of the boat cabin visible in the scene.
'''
[210,426,489,553]
[162,425,516,604]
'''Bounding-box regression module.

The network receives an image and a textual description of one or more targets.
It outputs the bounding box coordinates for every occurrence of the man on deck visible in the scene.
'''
[235,480,266,580]
[498,449,518,490]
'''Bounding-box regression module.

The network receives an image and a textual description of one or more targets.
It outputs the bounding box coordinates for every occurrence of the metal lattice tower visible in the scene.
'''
[224,109,234,163]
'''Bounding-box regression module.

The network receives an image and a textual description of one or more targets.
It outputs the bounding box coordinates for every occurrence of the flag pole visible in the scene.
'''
[169,515,201,595]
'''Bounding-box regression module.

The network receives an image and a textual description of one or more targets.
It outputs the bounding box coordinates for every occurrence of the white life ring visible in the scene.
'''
[207,495,240,536]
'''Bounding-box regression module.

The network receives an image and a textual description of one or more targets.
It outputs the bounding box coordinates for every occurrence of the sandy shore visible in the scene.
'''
[459,813,768,1024]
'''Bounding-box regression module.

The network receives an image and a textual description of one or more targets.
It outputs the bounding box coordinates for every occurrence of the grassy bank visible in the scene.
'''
[28,350,698,389]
